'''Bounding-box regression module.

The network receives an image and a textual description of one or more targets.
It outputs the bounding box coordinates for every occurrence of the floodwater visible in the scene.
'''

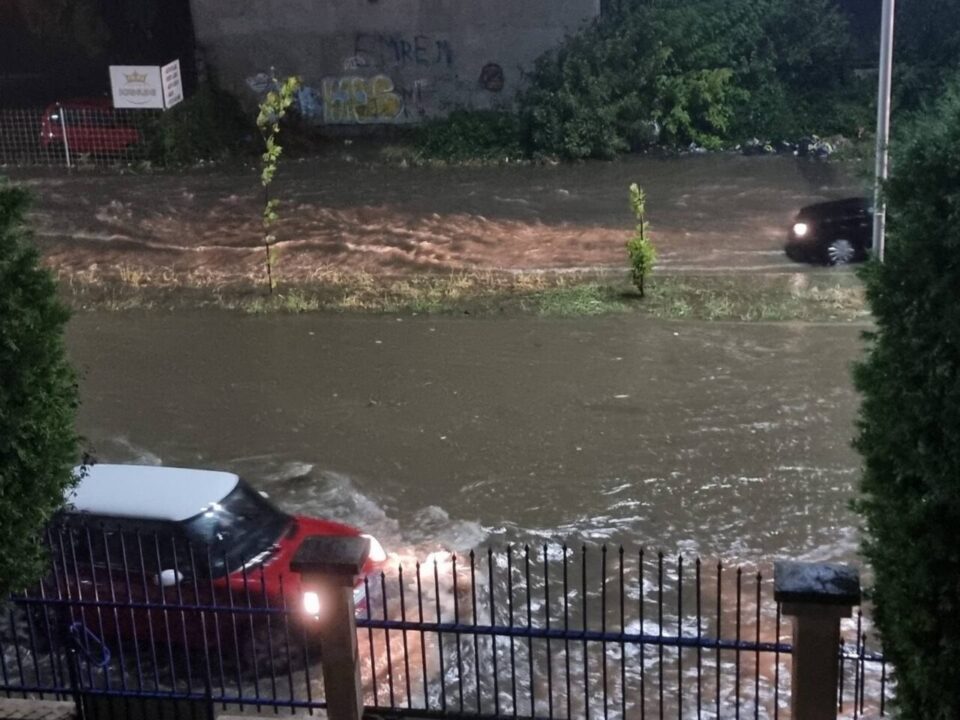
[21,153,863,280]
[67,311,865,566]
[56,311,880,718]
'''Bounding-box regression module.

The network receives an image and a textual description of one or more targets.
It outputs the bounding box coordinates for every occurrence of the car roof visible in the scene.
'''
[66,464,240,522]
[55,97,113,110]
[798,197,870,218]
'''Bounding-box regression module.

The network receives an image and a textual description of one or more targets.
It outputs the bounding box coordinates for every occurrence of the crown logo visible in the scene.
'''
[124,71,147,84]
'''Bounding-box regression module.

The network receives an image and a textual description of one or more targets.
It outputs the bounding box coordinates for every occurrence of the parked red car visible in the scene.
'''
[49,464,386,668]
[39,98,141,154]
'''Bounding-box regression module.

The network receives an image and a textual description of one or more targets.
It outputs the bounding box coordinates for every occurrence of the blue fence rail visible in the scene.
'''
[0,525,892,719]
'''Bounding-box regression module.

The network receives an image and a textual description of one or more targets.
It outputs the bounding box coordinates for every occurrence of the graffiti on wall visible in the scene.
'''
[245,70,424,125]
[353,32,454,69]
[479,63,505,92]
[321,74,404,123]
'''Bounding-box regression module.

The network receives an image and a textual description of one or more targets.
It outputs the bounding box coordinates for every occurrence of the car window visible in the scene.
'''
[181,480,291,577]
[62,109,116,128]
[50,516,195,579]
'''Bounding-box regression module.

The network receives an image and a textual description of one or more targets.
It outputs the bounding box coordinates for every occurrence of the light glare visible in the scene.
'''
[362,534,388,563]
[303,591,321,616]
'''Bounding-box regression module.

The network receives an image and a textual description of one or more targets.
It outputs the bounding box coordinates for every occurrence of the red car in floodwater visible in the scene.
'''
[39,98,141,154]
[49,464,386,666]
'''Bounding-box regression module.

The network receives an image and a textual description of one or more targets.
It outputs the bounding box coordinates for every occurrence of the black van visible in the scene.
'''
[784,197,873,265]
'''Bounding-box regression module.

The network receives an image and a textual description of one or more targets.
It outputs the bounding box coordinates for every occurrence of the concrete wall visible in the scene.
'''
[189,0,599,125]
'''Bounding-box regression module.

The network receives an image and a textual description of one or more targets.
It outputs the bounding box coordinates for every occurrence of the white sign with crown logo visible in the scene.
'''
[109,65,165,109]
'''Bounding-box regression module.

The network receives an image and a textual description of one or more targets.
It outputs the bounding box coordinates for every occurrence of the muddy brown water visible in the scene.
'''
[67,311,865,566]
[18,153,862,278]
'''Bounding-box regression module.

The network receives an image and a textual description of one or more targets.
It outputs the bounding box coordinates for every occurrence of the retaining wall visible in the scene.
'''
[188,0,600,125]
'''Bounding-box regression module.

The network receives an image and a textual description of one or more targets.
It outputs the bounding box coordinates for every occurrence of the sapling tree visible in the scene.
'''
[626,183,656,297]
[0,181,79,596]
[256,73,301,293]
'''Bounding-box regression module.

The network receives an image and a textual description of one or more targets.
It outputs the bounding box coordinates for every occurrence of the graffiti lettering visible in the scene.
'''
[353,33,454,69]
[396,78,429,119]
[296,86,322,119]
[321,74,404,124]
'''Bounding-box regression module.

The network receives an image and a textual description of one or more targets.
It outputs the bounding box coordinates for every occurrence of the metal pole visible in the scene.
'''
[57,102,72,169]
[872,0,896,262]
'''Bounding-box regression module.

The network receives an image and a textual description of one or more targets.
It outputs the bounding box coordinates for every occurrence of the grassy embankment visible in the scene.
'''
[59,266,868,322]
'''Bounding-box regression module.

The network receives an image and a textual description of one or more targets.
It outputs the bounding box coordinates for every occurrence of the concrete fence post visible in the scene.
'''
[774,561,861,720]
[291,535,370,720]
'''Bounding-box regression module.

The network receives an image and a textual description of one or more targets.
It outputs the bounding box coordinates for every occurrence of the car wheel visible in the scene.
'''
[826,238,855,266]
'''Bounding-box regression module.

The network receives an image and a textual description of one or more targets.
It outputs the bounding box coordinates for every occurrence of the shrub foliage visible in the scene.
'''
[853,80,960,720]
[147,80,248,165]
[415,110,524,162]
[518,0,862,159]
[0,181,79,596]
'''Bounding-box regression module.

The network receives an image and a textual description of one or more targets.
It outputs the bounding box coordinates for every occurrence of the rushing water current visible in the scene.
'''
[68,311,865,565]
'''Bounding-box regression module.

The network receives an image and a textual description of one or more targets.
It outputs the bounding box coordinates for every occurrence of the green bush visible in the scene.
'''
[415,110,523,162]
[146,80,249,165]
[0,181,79,597]
[853,79,960,720]
[519,0,857,159]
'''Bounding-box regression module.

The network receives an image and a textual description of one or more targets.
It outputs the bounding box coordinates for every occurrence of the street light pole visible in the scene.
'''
[873,0,896,262]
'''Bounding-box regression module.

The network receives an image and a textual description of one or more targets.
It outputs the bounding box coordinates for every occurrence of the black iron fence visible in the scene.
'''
[0,526,892,719]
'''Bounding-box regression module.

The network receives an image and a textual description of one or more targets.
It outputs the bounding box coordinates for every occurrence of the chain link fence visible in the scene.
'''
[0,104,161,168]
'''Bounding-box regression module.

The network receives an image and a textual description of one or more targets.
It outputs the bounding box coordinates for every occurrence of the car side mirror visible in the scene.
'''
[156,569,184,587]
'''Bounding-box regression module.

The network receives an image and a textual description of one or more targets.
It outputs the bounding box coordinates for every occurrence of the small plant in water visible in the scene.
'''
[256,73,301,293]
[626,183,656,297]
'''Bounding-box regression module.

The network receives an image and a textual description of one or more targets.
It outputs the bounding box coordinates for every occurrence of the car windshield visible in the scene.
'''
[181,480,291,577]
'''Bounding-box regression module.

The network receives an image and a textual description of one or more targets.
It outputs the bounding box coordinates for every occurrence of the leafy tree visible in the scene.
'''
[853,79,960,720]
[0,181,79,597]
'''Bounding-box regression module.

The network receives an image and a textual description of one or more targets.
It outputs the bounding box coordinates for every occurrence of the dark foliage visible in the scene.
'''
[0,181,79,597]
[853,79,960,720]
[146,80,249,165]
[414,110,524,162]
[518,0,868,159]
[894,0,960,111]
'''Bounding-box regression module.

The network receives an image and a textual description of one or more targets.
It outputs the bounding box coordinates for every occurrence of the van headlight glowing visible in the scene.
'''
[792,222,809,237]
[362,534,387,563]
[303,590,321,616]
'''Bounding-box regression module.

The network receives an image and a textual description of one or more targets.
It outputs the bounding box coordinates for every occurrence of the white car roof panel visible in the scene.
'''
[67,464,240,522]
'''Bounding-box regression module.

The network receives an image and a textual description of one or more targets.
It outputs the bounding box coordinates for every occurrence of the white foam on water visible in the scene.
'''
[93,436,162,466]
[230,463,491,567]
